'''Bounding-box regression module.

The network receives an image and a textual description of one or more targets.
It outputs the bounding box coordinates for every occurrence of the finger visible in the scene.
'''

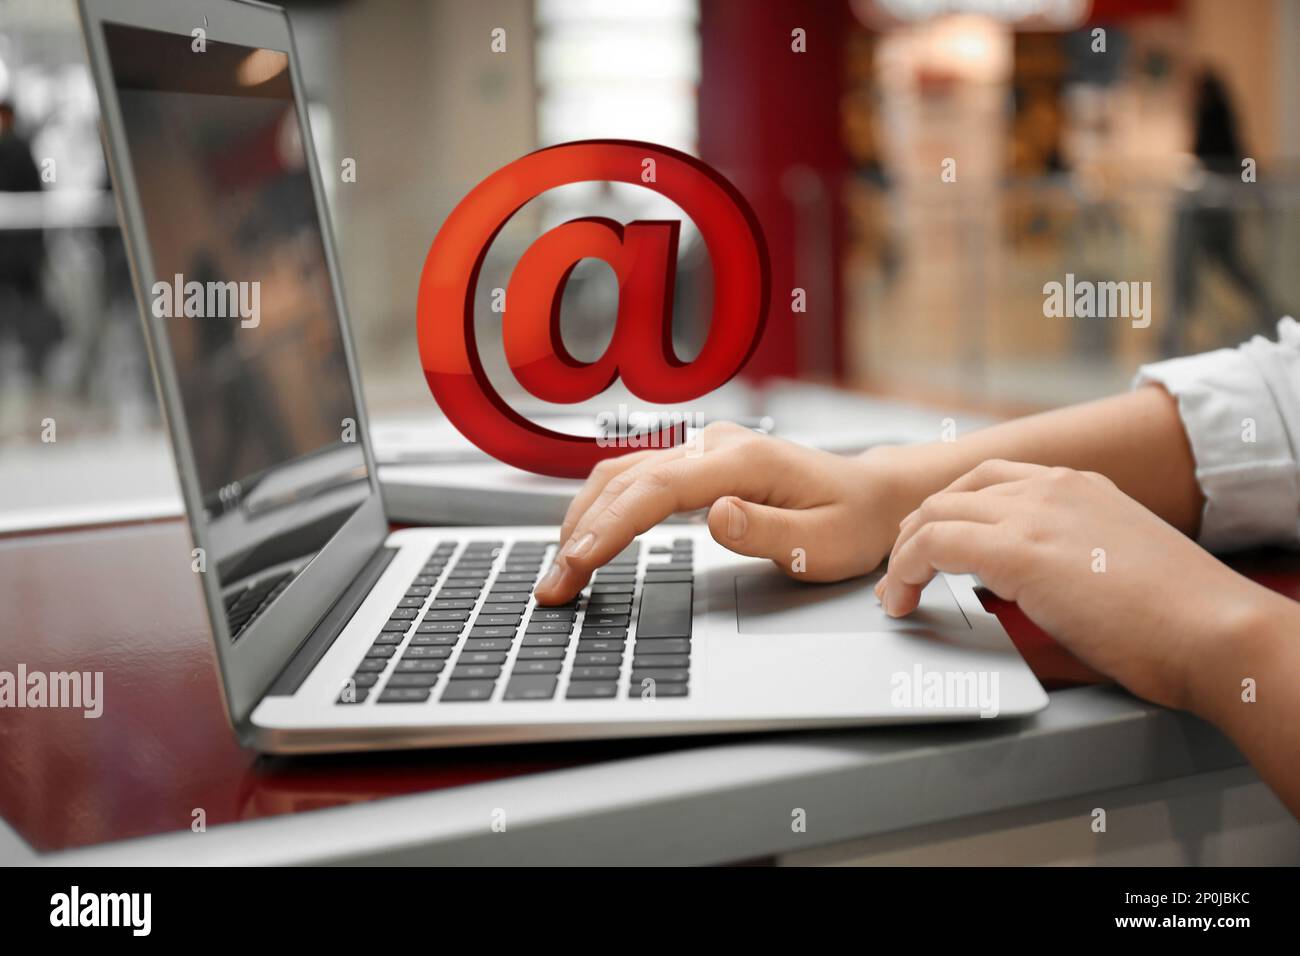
[561,421,755,549]
[544,446,778,601]
[940,459,1047,495]
[559,450,658,545]
[706,498,855,580]
[882,520,1004,617]
[892,486,1022,561]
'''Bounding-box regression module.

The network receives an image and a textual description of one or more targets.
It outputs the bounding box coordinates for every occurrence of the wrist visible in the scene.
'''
[857,444,929,523]
[858,441,973,515]
[1183,579,1295,726]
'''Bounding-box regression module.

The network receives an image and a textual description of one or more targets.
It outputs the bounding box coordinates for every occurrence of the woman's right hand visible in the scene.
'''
[534,422,921,604]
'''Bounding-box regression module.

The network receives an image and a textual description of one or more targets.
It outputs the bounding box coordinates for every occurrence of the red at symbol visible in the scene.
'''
[417,139,769,478]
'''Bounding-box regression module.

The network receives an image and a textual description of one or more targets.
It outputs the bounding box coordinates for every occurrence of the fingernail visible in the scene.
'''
[564,532,595,560]
[882,592,897,616]
[538,564,561,591]
[874,577,886,600]
[726,499,747,540]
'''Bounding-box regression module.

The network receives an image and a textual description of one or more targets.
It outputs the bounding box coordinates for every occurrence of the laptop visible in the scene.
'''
[79,0,1048,752]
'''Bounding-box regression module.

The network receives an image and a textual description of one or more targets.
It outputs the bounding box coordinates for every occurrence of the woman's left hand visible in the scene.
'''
[877,459,1270,711]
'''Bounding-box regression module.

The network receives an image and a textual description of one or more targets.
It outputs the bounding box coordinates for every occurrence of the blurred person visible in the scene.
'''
[537,319,1300,818]
[0,99,63,380]
[1166,70,1275,355]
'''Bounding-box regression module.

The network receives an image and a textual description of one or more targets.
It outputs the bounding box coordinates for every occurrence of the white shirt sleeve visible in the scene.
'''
[1133,317,1300,553]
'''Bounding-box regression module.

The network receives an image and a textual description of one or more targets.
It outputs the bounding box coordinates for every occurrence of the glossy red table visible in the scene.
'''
[3,517,1291,854]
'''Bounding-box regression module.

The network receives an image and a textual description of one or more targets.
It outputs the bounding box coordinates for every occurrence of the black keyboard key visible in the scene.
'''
[463,638,513,652]
[629,681,688,698]
[585,614,630,628]
[642,571,692,584]
[632,654,689,669]
[423,609,470,622]
[402,645,452,659]
[355,659,388,672]
[495,572,539,584]
[481,602,527,615]
[408,633,459,646]
[577,639,625,653]
[586,603,631,616]
[646,561,693,572]
[590,583,634,595]
[581,626,628,640]
[521,633,569,647]
[469,625,517,639]
[395,658,446,673]
[405,585,433,597]
[430,599,476,610]
[570,666,620,681]
[444,574,488,585]
[378,687,431,703]
[372,632,404,645]
[438,588,482,599]
[458,651,508,665]
[451,663,501,680]
[441,680,495,702]
[632,638,691,655]
[516,646,565,660]
[529,608,575,623]
[630,668,689,684]
[511,659,563,675]
[473,614,522,627]
[349,672,381,688]
[574,652,622,666]
[525,621,572,634]
[388,608,418,620]
[636,583,692,639]
[593,573,636,584]
[567,681,618,699]
[486,590,531,604]
[504,675,557,700]
[365,645,397,659]
[385,672,441,688]
[416,621,463,634]
[381,620,411,632]
[397,597,426,608]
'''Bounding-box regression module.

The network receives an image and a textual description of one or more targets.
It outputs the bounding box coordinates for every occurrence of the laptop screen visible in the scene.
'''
[103,23,370,642]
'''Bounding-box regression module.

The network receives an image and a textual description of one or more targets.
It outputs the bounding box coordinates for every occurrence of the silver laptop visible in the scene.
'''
[79,0,1047,753]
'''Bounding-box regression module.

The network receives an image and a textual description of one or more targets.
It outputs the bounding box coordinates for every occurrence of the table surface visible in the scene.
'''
[2,517,1295,860]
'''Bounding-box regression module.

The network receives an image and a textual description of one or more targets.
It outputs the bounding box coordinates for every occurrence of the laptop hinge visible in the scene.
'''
[265,544,398,697]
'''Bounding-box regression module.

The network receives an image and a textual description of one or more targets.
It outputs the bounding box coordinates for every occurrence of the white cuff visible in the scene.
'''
[1134,319,1300,552]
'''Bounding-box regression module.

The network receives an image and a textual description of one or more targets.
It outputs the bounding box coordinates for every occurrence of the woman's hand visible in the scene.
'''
[877,459,1275,711]
[534,423,918,604]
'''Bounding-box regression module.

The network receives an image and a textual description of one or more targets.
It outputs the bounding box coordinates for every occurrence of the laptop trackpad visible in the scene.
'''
[734,569,970,634]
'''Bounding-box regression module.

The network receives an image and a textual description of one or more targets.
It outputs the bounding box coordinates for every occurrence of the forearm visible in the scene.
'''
[1189,587,1300,818]
[870,387,1204,535]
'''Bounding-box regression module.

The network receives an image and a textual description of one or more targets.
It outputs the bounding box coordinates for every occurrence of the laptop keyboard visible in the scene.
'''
[336,538,694,706]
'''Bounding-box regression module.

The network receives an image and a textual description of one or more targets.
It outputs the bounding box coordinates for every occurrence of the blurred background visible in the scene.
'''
[2,0,1299,526]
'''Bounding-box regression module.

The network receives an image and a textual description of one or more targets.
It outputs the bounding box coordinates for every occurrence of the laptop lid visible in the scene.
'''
[79,0,389,725]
